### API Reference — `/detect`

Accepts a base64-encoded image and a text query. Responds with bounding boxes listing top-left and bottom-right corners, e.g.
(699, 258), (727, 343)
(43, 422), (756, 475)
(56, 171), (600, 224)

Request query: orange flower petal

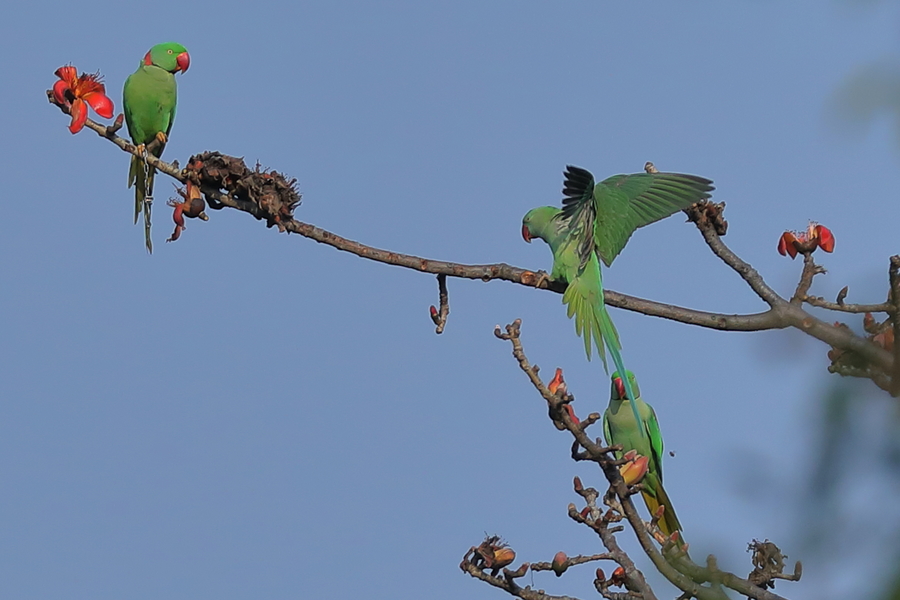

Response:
(777, 232), (798, 259)
(816, 224), (835, 253)
(68, 98), (87, 134)
(172, 203), (185, 228)
(491, 548), (516, 569)
(54, 65), (78, 86)
(620, 454), (649, 486)
(83, 91), (114, 119)
(548, 368), (564, 395)
(52, 79), (70, 105)
(72, 73), (105, 98)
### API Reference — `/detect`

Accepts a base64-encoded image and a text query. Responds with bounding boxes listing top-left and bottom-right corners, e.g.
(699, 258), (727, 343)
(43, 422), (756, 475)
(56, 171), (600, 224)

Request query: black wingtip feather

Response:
(561, 165), (594, 204)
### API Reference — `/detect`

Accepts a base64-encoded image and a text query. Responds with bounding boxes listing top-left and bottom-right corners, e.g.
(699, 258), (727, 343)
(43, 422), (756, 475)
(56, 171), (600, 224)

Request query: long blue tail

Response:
(598, 306), (645, 439)
(561, 259), (645, 438)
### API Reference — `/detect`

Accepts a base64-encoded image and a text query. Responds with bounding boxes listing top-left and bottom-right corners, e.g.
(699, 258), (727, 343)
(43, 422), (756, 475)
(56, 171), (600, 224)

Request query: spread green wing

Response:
(591, 172), (714, 267)
(560, 167), (714, 268)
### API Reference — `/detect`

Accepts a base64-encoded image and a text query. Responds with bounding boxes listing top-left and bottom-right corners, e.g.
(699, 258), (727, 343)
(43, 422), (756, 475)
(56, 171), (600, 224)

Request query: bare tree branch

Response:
(491, 320), (802, 600)
(47, 93), (896, 386)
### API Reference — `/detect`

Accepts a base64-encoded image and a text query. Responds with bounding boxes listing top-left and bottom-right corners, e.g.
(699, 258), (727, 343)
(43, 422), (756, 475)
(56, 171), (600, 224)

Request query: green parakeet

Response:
(123, 42), (190, 253)
(603, 370), (681, 537)
(522, 166), (714, 432)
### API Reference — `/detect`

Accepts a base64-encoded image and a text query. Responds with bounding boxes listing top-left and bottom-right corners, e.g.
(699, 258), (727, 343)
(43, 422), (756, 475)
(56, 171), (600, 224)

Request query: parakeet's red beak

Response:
(176, 51), (191, 73)
(521, 223), (532, 243)
(613, 376), (626, 400)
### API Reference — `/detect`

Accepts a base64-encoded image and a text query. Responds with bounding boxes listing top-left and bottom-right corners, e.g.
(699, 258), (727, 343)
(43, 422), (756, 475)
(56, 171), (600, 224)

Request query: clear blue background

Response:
(2, 1), (898, 599)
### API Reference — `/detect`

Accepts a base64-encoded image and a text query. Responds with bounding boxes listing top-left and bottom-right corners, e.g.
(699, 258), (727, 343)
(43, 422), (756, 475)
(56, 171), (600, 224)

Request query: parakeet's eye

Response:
(167, 49), (173, 54)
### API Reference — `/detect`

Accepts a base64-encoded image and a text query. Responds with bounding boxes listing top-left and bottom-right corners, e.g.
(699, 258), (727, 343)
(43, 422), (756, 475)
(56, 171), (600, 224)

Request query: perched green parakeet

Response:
(123, 42), (190, 253)
(603, 370), (681, 537)
(522, 166), (714, 432)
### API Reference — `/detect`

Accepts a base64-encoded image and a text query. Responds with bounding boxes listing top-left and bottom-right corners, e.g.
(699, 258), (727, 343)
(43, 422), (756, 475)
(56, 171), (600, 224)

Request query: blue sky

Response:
(2, 1), (899, 599)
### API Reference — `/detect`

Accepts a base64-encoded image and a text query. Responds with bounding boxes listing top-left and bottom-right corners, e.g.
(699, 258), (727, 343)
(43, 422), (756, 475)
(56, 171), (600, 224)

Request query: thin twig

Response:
(429, 274), (450, 334)
(889, 256), (900, 396)
(791, 254), (826, 304)
(803, 296), (891, 314)
(530, 553), (614, 573)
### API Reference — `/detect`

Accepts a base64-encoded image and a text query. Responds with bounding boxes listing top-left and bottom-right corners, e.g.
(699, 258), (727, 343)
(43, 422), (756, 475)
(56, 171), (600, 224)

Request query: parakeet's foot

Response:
(521, 270), (551, 289)
(135, 143), (146, 154)
(146, 132), (168, 154)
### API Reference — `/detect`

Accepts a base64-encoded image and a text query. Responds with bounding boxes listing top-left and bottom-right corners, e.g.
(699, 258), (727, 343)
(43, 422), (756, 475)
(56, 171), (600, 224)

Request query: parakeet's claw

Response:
(145, 132), (168, 154)
(521, 270), (552, 289)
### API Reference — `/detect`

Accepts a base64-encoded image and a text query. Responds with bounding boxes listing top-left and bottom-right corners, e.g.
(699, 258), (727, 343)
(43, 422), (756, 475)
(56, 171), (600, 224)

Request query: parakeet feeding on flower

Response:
(604, 370), (681, 537)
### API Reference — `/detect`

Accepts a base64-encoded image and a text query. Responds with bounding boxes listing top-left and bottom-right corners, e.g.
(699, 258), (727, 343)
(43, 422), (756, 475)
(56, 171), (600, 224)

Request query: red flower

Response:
(166, 181), (208, 242)
(610, 567), (627, 587)
(619, 449), (650, 486)
(53, 65), (115, 134)
(777, 222), (835, 259)
(547, 368), (567, 397)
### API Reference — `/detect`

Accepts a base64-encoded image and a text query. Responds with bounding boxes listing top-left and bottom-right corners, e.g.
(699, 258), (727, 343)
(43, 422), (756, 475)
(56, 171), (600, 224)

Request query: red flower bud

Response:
(552, 551), (568, 577)
(863, 312), (877, 333)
